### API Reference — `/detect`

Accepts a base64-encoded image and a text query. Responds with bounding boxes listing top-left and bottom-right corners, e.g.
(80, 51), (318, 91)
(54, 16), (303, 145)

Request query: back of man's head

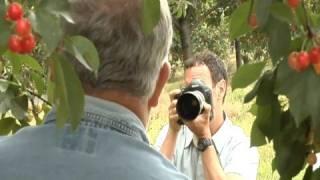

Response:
(68, 0), (173, 97)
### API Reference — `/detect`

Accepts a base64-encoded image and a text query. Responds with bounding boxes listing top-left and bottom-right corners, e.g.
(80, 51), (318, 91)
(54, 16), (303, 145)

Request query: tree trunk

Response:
(178, 17), (192, 62)
(235, 39), (242, 69)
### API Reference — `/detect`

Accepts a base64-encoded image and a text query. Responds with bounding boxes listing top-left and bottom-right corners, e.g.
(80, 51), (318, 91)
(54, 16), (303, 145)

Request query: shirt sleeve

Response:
(153, 124), (169, 151)
(223, 139), (259, 180)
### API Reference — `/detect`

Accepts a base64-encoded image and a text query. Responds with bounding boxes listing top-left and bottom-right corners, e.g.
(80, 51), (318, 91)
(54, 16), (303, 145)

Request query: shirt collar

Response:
(45, 95), (149, 143)
(183, 116), (233, 153)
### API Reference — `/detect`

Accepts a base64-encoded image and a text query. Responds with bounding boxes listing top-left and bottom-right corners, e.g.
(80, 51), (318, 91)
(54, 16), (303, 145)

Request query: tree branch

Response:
(26, 89), (52, 106)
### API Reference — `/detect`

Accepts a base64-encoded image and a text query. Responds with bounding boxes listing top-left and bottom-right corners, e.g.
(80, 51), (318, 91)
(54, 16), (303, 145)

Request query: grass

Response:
(147, 72), (306, 180)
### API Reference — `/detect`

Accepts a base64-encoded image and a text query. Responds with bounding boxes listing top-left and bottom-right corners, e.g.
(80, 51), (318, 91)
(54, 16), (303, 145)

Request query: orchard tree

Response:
(170, 0), (270, 73)
(230, 0), (320, 178)
(0, 0), (100, 134)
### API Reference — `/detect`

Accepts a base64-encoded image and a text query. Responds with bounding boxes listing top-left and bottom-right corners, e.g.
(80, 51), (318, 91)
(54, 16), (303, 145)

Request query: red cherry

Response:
(248, 14), (258, 29)
(15, 18), (31, 36)
(288, 52), (301, 72)
(8, 35), (22, 53)
(21, 34), (36, 54)
(7, 2), (24, 21)
(297, 51), (310, 71)
(287, 0), (300, 9)
(309, 47), (320, 64)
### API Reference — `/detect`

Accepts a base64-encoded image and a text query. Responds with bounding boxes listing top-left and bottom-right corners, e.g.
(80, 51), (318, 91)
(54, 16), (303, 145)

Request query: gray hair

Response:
(68, 0), (173, 97)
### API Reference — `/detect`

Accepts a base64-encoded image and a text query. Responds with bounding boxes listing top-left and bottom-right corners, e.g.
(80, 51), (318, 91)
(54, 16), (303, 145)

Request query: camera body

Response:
(175, 79), (213, 121)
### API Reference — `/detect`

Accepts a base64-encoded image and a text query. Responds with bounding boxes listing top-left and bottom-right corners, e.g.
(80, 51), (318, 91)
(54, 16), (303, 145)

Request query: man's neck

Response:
(209, 111), (225, 135)
(87, 89), (149, 127)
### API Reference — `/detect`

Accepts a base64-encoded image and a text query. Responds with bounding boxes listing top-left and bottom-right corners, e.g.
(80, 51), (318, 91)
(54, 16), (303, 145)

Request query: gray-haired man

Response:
(0, 0), (188, 179)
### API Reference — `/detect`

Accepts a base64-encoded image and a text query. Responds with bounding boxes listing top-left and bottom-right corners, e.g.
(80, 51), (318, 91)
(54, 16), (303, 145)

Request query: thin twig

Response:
(26, 89), (52, 106)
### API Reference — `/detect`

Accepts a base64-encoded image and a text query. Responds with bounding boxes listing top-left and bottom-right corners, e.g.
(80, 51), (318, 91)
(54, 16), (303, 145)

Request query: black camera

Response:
(175, 79), (213, 121)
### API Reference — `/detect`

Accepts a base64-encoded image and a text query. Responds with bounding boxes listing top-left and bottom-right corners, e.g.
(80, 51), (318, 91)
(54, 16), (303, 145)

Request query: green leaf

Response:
(249, 104), (258, 116)
(47, 80), (55, 104)
(29, 10), (63, 54)
(295, 5), (307, 26)
(0, 79), (10, 93)
(0, 92), (12, 113)
(274, 140), (306, 179)
(290, 37), (304, 52)
(255, 100), (281, 141)
(65, 36), (100, 75)
(243, 70), (273, 103)
(267, 16), (291, 64)
(232, 62), (266, 90)
(256, 71), (274, 106)
(255, 0), (272, 28)
(11, 95), (28, 120)
(229, 1), (252, 40)
(53, 54), (84, 129)
(270, 2), (293, 24)
(4, 51), (43, 75)
(303, 166), (312, 180)
(141, 0), (161, 35)
(0, 6), (11, 54)
(244, 78), (263, 103)
(39, 0), (74, 23)
(312, 168), (320, 180)
(275, 60), (320, 127)
(30, 71), (46, 95)
(0, 117), (19, 136)
(273, 114), (308, 179)
(310, 12), (320, 27)
(251, 120), (267, 147)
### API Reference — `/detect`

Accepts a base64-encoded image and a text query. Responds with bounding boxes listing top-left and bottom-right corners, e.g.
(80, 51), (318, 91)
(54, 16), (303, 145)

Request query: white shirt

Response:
(155, 118), (259, 180)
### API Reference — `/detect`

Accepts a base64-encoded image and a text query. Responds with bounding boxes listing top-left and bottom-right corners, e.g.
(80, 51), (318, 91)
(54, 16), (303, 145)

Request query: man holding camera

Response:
(156, 51), (259, 180)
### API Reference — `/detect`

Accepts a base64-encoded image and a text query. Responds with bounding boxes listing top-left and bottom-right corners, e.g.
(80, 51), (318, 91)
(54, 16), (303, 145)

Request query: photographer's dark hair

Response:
(184, 50), (228, 101)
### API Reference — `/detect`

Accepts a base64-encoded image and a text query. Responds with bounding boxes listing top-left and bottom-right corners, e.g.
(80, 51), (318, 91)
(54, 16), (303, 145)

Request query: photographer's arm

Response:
(186, 104), (244, 180)
(160, 128), (179, 160)
(201, 146), (244, 180)
(159, 89), (182, 160)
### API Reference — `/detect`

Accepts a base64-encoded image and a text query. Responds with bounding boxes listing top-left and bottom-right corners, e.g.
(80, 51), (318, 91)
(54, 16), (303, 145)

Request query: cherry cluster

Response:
(288, 47), (320, 74)
(5, 2), (36, 54)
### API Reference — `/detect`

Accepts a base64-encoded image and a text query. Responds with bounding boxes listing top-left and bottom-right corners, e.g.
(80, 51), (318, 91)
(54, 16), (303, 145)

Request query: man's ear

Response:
(148, 62), (171, 107)
(216, 79), (227, 102)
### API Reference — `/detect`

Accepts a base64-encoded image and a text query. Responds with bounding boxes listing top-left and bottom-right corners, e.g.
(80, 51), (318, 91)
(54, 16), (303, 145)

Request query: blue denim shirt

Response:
(0, 96), (188, 180)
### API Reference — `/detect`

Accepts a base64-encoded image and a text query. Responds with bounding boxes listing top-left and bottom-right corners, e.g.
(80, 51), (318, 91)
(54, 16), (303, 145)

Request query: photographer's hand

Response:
(159, 89), (182, 160)
(168, 89), (182, 133)
(184, 103), (211, 139)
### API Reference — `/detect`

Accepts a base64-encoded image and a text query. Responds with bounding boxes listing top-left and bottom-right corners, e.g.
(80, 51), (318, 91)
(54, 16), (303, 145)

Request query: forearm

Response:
(202, 146), (244, 180)
(202, 146), (226, 180)
(160, 129), (178, 160)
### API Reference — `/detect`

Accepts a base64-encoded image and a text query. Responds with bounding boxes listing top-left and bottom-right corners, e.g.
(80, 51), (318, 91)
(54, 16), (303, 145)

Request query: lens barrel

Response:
(176, 90), (205, 120)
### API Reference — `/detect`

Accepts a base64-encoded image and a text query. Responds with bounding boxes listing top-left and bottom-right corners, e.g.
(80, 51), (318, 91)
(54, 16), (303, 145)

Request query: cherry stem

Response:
(247, 0), (255, 21)
(301, 0), (314, 39)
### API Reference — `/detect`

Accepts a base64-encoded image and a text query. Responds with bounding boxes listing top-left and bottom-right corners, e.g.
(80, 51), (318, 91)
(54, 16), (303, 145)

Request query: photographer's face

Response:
(184, 64), (225, 121)
(184, 65), (213, 89)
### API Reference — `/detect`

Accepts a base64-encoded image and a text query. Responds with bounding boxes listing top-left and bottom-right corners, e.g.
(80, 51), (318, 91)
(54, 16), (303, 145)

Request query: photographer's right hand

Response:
(168, 89), (182, 133)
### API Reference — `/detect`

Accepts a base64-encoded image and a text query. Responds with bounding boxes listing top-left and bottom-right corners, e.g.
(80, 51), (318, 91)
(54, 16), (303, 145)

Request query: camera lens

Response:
(176, 91), (205, 120)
